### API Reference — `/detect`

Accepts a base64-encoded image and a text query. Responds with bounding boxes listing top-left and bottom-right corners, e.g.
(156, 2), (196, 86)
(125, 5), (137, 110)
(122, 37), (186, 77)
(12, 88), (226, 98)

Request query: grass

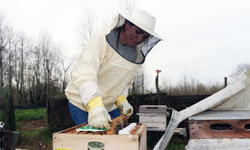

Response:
(166, 137), (187, 150)
(0, 108), (51, 149)
(15, 108), (46, 122)
(17, 127), (53, 149)
(14, 108), (51, 149)
(0, 108), (46, 122)
(147, 132), (187, 150)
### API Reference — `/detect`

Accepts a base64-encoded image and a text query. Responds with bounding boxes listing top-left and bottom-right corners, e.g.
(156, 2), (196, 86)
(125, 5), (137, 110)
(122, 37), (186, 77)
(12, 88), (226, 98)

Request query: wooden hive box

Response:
(186, 110), (250, 150)
(137, 105), (168, 131)
(189, 110), (250, 139)
(53, 123), (147, 150)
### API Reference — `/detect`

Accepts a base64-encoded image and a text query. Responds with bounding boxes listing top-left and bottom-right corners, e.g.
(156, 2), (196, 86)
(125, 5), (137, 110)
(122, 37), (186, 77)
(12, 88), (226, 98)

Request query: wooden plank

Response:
(139, 115), (166, 123)
(139, 105), (167, 113)
(137, 113), (167, 116)
(147, 128), (165, 131)
(145, 122), (166, 128)
(53, 133), (139, 150)
(189, 119), (250, 139)
(186, 138), (250, 150)
(135, 124), (146, 136)
(144, 122), (166, 131)
(138, 124), (147, 150)
(131, 125), (141, 135)
(58, 123), (84, 134)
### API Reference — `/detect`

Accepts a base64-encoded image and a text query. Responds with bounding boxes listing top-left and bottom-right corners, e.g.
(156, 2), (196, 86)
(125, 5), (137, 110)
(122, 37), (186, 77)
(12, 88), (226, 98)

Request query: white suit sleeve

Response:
(71, 33), (105, 107)
(79, 81), (101, 107)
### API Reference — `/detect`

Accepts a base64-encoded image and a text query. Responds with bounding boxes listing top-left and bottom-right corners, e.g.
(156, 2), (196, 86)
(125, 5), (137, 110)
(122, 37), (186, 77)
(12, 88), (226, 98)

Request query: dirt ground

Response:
(17, 120), (47, 131)
(16, 120), (52, 150)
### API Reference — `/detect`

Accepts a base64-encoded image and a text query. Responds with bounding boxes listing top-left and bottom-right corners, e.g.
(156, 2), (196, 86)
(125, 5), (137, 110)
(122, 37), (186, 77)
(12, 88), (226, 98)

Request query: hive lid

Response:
(139, 105), (167, 113)
(189, 110), (250, 120)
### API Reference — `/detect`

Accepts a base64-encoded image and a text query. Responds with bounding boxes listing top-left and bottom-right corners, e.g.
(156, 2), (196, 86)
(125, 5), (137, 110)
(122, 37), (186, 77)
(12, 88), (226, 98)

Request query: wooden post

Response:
(155, 70), (162, 105)
(0, 37), (4, 90)
(224, 77), (227, 87)
(46, 59), (50, 125)
(8, 65), (16, 131)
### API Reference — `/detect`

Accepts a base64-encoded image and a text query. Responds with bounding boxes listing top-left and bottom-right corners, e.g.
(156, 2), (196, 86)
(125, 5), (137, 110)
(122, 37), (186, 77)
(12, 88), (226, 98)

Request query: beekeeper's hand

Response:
(87, 97), (112, 130)
(116, 95), (133, 118)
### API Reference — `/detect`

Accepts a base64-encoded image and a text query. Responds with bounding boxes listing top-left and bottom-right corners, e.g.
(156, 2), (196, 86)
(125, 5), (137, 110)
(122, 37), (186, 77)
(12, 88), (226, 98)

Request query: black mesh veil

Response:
(141, 36), (161, 58)
(105, 15), (161, 64)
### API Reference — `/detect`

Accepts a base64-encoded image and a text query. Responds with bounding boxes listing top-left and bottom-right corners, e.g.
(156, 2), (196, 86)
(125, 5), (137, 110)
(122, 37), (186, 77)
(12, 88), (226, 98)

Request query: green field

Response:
(0, 108), (46, 122)
(15, 108), (46, 122)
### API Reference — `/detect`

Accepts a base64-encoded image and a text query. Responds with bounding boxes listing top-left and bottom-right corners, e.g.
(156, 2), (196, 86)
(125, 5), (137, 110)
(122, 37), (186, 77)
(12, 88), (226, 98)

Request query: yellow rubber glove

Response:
(116, 95), (133, 118)
(87, 97), (112, 130)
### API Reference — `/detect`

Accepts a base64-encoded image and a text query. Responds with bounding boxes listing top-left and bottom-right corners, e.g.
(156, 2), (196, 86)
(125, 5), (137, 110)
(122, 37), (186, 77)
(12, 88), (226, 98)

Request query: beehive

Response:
(137, 105), (168, 131)
(53, 123), (147, 150)
(186, 110), (250, 150)
(189, 110), (250, 139)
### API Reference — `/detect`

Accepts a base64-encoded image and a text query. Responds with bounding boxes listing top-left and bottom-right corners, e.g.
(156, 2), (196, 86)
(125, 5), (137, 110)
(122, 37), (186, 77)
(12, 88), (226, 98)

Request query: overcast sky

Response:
(1, 0), (250, 89)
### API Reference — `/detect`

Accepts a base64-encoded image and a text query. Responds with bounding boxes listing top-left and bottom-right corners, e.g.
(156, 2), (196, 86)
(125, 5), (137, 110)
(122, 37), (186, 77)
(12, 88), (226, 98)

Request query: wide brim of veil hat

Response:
(119, 9), (164, 40)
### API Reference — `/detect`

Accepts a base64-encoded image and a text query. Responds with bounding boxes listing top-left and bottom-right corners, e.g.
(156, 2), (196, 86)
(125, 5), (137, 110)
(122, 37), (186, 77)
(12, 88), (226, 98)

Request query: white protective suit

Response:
(65, 14), (161, 112)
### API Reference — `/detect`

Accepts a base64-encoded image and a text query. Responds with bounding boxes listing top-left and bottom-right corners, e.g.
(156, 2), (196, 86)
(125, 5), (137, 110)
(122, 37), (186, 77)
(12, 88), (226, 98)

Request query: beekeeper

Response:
(65, 9), (163, 130)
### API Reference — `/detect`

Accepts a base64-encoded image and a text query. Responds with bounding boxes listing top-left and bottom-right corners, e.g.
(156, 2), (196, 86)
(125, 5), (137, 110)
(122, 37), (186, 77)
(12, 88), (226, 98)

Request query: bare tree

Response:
(0, 15), (5, 90)
(32, 45), (43, 105)
(76, 0), (137, 48)
(21, 38), (35, 104)
(102, 10), (117, 30)
(16, 32), (26, 104)
(0, 10), (75, 110)
(36, 31), (59, 124)
(0, 15), (13, 89)
(230, 63), (250, 78)
(8, 54), (15, 130)
(117, 0), (137, 14)
(77, 6), (98, 48)
(162, 72), (223, 96)
(30, 31), (54, 105)
(54, 48), (76, 93)
(12, 32), (21, 91)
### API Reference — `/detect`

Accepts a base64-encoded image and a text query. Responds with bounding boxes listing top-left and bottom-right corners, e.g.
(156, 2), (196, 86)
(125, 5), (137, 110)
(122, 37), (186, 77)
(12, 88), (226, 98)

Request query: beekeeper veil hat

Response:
(106, 9), (163, 64)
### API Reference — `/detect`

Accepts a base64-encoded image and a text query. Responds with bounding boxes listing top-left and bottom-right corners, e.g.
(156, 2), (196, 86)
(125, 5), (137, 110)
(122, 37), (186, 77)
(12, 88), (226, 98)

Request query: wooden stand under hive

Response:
(186, 110), (250, 150)
(53, 115), (147, 150)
